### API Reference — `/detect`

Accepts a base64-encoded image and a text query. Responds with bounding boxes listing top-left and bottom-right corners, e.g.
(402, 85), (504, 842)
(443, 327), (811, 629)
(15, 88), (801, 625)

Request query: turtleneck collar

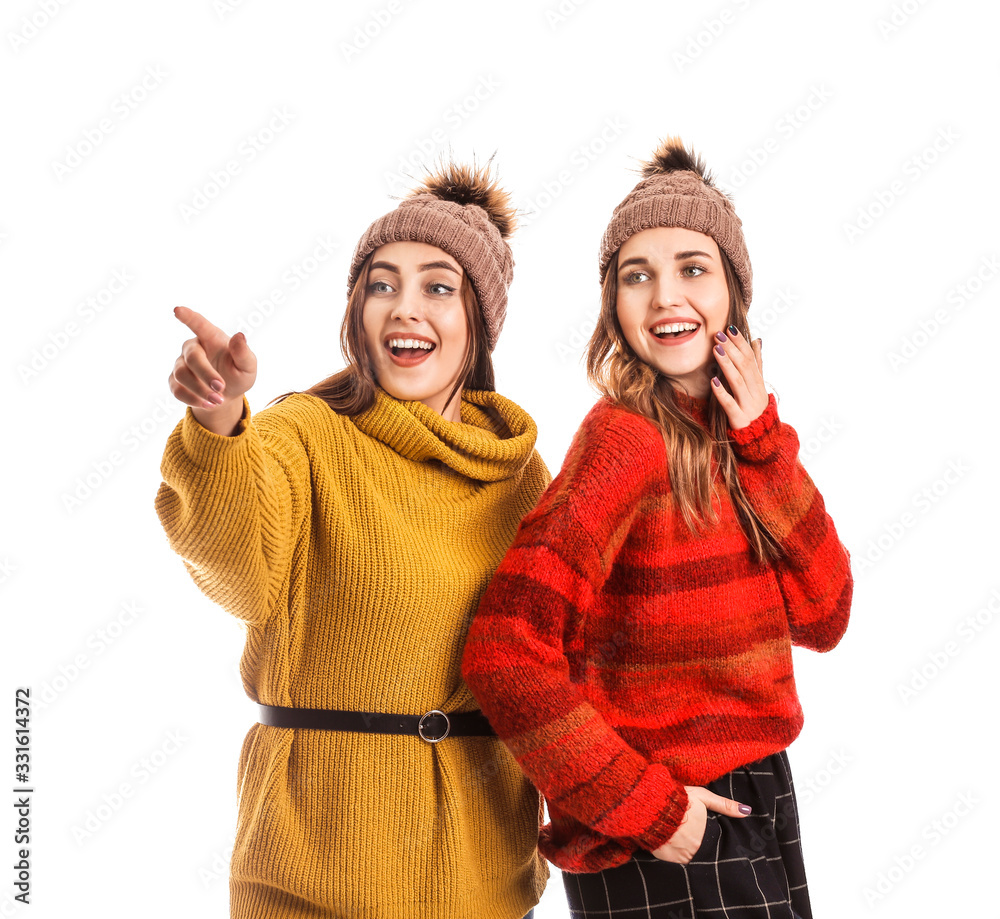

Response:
(351, 388), (538, 482)
(671, 386), (712, 427)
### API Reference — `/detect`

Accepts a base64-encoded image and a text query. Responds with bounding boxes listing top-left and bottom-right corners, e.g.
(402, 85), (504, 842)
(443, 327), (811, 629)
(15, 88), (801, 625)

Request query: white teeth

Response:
(387, 338), (434, 350)
(652, 322), (698, 335)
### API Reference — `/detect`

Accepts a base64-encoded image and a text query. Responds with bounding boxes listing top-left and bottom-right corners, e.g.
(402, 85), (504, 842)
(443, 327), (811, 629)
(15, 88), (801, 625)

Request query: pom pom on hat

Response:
(411, 160), (517, 240)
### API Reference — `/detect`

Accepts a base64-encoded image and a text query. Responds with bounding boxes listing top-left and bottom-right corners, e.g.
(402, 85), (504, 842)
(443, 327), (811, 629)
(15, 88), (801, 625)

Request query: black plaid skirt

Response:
(562, 750), (811, 919)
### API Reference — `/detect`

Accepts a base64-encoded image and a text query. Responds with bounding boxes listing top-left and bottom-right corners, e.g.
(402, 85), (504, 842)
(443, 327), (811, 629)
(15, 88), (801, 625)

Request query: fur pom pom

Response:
(408, 158), (517, 239)
(639, 136), (717, 187)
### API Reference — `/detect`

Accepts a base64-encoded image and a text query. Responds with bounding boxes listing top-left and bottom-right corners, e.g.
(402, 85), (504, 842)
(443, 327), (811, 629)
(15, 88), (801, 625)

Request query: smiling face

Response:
(361, 240), (471, 421)
(615, 226), (731, 398)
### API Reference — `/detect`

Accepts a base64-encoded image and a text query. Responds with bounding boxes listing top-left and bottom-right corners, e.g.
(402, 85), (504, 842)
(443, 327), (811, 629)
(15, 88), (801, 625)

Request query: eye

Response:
(428, 282), (457, 296)
(368, 280), (394, 294)
(682, 264), (706, 278)
(623, 270), (650, 284)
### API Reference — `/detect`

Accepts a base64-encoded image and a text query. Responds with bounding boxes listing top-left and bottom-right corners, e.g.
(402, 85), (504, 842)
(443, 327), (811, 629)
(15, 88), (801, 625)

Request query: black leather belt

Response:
(257, 704), (496, 743)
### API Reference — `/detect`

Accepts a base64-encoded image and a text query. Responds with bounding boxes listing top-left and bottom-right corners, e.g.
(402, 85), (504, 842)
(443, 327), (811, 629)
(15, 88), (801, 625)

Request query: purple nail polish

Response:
(712, 376), (721, 388)
(715, 331), (727, 342)
(714, 344), (725, 356)
(210, 380), (224, 393)
(738, 804), (752, 815)
(728, 325), (739, 336)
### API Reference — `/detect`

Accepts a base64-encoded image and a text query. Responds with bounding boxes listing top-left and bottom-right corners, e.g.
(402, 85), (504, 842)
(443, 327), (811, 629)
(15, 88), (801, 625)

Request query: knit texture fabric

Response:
(462, 393), (852, 874)
(155, 389), (550, 918)
(348, 194), (514, 351)
(598, 169), (753, 304)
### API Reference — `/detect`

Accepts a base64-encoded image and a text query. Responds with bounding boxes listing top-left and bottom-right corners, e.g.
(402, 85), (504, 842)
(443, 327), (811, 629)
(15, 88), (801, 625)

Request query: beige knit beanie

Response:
(348, 163), (516, 352)
(599, 137), (752, 305)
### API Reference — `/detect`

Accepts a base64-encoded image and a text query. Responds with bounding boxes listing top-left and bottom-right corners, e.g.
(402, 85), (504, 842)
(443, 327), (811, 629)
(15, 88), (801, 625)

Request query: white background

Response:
(2, 0), (998, 916)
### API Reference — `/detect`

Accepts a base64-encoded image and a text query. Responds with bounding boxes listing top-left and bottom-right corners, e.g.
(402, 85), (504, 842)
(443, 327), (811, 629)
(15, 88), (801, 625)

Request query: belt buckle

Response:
(418, 709), (451, 743)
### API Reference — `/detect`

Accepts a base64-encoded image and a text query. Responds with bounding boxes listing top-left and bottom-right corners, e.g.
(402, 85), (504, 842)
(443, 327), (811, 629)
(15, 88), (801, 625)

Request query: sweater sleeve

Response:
(462, 405), (690, 852)
(154, 396), (313, 628)
(729, 394), (853, 651)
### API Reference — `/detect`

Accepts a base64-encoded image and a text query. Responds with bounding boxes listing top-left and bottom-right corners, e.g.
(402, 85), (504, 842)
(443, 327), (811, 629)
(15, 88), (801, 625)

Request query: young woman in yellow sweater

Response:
(155, 164), (548, 919)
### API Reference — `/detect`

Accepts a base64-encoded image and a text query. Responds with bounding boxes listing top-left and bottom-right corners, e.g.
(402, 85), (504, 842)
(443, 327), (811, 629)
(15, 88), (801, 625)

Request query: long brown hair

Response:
(275, 251), (495, 414)
(587, 247), (781, 563)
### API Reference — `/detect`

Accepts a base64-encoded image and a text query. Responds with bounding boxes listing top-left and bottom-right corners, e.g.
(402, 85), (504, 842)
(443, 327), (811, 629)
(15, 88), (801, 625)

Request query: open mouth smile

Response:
(650, 321), (700, 345)
(384, 335), (437, 366)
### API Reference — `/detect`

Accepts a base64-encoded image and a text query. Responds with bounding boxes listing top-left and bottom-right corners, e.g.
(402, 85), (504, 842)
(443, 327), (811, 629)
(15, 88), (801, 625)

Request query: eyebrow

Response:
(369, 260), (461, 275)
(619, 250), (715, 271)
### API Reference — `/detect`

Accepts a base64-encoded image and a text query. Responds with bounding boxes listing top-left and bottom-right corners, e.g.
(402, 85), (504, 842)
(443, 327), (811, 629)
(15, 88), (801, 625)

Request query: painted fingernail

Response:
(202, 400), (217, 409)
(210, 380), (224, 392)
(715, 331), (727, 342)
(714, 344), (725, 356)
(208, 394), (224, 405)
(712, 376), (721, 388)
(728, 325), (739, 336)
(738, 804), (752, 815)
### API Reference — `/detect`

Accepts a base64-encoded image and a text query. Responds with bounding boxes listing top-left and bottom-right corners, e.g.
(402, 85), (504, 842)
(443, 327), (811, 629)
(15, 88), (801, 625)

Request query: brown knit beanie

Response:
(599, 137), (752, 305)
(347, 163), (516, 352)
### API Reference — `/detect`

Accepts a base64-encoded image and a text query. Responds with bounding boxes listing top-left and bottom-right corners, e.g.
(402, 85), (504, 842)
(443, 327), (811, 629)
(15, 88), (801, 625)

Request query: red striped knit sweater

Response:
(461, 391), (852, 874)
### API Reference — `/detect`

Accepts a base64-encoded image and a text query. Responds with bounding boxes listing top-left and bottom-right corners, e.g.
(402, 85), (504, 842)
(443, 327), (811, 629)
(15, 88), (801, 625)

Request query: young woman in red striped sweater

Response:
(462, 138), (852, 919)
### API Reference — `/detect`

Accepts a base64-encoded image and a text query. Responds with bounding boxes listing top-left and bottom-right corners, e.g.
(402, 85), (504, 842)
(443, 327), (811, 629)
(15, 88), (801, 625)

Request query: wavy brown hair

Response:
(275, 251), (495, 415)
(587, 248), (781, 563)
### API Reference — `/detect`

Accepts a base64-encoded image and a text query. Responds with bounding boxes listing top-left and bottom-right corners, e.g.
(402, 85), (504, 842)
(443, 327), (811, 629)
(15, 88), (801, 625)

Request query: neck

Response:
(671, 368), (712, 401)
(421, 387), (464, 422)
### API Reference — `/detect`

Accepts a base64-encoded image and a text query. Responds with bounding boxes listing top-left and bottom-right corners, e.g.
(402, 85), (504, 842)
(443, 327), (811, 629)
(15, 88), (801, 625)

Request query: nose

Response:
(390, 280), (424, 321)
(652, 275), (685, 310)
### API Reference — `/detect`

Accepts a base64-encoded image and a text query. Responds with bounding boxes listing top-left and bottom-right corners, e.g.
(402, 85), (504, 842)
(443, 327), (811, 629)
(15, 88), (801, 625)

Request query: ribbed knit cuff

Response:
(728, 394), (783, 463)
(176, 397), (252, 470)
(631, 780), (690, 852)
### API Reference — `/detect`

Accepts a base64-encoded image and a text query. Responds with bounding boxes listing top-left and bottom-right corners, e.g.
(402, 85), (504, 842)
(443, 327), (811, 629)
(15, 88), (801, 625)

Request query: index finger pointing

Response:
(173, 306), (222, 340)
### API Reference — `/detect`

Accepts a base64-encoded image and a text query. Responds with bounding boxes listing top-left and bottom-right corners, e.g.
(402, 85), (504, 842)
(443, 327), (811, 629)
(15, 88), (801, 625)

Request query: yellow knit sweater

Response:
(155, 388), (551, 918)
